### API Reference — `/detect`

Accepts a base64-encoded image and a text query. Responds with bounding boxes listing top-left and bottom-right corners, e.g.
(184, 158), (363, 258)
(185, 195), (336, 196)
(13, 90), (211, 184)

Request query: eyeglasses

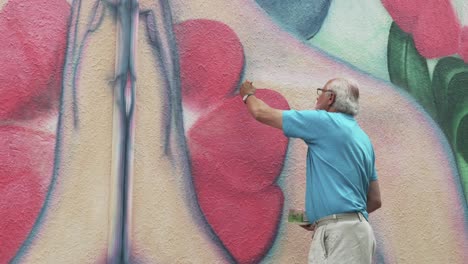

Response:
(316, 88), (334, 96)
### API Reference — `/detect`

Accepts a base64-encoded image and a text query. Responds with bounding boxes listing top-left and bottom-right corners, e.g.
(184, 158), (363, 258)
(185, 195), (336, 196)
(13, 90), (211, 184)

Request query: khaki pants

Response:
(308, 213), (376, 264)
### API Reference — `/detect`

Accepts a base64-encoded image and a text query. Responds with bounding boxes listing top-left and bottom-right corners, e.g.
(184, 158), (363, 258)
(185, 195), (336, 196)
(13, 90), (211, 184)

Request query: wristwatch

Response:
(242, 93), (254, 104)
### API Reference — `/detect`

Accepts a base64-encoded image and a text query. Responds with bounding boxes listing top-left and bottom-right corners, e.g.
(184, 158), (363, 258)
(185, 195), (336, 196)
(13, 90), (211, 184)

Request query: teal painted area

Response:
(308, 0), (392, 79)
(432, 57), (468, 204)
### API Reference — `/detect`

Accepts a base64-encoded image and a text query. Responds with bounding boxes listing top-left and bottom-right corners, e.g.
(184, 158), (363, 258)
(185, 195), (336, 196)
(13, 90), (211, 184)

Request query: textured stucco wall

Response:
(1, 0), (467, 263)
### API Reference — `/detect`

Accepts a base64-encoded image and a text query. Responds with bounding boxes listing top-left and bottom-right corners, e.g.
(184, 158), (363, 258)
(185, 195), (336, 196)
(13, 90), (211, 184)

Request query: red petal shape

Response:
(188, 89), (289, 263)
(382, 0), (425, 32)
(0, 0), (70, 120)
(411, 1), (460, 58)
(0, 126), (55, 263)
(175, 19), (244, 111)
(382, 0), (460, 58)
(460, 27), (468, 62)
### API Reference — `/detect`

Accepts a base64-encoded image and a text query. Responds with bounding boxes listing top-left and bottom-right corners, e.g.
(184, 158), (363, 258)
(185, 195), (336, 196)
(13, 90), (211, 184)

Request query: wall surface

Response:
(0, 0), (467, 263)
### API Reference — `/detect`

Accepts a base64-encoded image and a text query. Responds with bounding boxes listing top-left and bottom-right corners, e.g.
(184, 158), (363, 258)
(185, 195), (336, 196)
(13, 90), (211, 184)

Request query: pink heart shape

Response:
(188, 92), (288, 263)
(176, 20), (289, 263)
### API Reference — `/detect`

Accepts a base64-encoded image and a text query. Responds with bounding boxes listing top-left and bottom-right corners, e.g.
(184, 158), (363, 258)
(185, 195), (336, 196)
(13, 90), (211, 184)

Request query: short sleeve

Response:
(370, 149), (378, 181)
(370, 167), (378, 181)
(282, 110), (327, 141)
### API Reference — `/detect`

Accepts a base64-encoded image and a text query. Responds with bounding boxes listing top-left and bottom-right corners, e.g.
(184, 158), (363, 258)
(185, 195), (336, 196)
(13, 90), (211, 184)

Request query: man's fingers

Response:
(300, 224), (316, 231)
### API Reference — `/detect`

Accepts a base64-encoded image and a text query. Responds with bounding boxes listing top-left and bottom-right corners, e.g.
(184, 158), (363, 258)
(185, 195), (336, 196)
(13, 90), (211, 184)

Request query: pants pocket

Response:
(320, 225), (328, 259)
(308, 226), (328, 263)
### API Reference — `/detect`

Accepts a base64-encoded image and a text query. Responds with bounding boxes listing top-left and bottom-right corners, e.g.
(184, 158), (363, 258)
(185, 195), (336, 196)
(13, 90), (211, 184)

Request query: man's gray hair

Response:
(327, 78), (360, 116)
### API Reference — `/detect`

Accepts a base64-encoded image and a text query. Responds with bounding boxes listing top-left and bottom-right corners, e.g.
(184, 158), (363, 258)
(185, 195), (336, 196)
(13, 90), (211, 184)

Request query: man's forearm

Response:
(246, 95), (269, 120)
(245, 95), (283, 129)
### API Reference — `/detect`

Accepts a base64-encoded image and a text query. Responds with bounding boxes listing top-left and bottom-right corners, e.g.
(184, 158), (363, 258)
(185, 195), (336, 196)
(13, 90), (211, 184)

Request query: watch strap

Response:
(242, 93), (254, 104)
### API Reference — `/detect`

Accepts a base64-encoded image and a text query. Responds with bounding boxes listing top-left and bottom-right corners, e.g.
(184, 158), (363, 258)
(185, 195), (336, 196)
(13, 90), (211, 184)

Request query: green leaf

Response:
(387, 22), (436, 118)
(432, 57), (468, 203)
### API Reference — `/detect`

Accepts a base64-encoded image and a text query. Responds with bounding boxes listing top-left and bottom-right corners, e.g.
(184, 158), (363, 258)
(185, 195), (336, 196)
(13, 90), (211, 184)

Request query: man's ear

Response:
(328, 93), (335, 105)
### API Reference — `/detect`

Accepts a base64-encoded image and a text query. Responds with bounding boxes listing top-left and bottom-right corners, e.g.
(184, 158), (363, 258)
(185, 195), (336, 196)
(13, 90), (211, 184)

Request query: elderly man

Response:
(240, 78), (381, 264)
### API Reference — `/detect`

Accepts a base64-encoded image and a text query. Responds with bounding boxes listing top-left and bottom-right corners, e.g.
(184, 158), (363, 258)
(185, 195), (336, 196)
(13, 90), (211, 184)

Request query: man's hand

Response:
(300, 224), (316, 232)
(240, 80), (256, 97)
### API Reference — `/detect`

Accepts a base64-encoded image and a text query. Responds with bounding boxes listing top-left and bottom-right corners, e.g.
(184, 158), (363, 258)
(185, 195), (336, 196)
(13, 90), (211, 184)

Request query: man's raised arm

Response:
(240, 81), (283, 129)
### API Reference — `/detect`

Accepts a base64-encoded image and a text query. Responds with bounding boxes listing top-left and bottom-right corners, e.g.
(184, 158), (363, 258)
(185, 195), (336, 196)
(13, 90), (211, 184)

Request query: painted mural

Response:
(0, 0), (467, 263)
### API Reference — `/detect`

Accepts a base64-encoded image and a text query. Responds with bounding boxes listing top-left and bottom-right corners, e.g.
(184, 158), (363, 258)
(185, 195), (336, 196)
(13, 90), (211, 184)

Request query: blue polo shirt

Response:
(282, 110), (377, 223)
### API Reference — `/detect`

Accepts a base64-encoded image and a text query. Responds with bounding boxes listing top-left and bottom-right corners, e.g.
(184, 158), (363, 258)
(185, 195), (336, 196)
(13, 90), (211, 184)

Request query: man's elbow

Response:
(369, 199), (382, 212)
(366, 195), (382, 213)
(374, 199), (382, 209)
